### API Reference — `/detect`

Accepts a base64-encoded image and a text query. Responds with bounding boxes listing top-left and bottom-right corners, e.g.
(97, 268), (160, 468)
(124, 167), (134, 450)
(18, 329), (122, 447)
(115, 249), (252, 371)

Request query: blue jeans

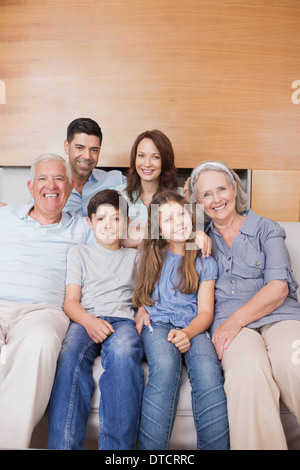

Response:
(139, 322), (229, 450)
(47, 317), (144, 450)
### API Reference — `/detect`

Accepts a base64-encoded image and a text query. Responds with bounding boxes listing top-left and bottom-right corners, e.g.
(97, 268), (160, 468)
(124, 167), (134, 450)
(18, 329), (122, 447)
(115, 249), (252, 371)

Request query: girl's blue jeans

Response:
(139, 322), (229, 450)
(47, 317), (144, 450)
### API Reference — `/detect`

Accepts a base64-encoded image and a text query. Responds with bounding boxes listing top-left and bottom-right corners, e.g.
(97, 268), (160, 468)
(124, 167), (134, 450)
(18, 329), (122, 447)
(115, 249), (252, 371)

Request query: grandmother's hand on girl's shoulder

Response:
(195, 231), (212, 258)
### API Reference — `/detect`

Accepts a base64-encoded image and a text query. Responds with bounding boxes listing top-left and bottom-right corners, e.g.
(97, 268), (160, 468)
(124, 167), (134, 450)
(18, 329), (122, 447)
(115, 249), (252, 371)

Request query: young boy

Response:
(48, 190), (144, 450)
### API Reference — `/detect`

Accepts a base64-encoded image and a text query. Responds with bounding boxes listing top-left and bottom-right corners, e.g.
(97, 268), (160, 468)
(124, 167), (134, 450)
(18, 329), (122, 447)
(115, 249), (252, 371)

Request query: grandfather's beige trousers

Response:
(221, 320), (300, 450)
(0, 301), (69, 449)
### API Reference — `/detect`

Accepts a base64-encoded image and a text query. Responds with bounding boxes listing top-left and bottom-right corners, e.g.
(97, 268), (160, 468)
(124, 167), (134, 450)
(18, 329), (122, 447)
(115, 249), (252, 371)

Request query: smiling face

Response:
(65, 133), (101, 180)
(27, 159), (73, 224)
(88, 204), (125, 250)
(159, 201), (193, 251)
(135, 138), (162, 184)
(195, 170), (237, 224)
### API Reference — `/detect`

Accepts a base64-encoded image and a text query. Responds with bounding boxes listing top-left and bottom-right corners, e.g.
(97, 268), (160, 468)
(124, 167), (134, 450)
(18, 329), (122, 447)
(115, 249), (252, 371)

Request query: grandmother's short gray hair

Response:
(189, 160), (248, 214)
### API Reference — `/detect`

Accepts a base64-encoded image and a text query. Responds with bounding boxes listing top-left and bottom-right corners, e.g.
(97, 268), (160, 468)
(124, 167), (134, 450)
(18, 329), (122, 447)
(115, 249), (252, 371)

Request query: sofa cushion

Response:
(279, 222), (300, 296)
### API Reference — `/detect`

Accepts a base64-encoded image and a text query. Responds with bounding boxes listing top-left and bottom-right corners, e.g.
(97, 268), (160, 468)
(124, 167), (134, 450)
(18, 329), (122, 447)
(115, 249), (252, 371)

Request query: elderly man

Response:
(27, 118), (126, 216)
(0, 154), (94, 449)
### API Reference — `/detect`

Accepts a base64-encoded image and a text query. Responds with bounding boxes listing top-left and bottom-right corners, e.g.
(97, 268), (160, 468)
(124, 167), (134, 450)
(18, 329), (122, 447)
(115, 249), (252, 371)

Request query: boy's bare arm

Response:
(64, 284), (115, 343)
(83, 315), (115, 343)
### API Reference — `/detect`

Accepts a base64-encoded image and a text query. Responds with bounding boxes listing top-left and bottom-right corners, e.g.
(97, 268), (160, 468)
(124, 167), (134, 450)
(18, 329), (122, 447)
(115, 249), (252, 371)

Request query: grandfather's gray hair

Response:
(189, 160), (248, 214)
(30, 153), (73, 184)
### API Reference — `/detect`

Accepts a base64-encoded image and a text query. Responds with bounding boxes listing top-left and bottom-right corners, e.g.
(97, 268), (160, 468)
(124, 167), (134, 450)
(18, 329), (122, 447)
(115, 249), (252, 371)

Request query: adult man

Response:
(0, 154), (94, 449)
(63, 117), (126, 216)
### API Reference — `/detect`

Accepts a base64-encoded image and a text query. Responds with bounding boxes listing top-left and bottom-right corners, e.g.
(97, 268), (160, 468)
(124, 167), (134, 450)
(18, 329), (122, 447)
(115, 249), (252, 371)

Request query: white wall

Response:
(0, 167), (31, 205)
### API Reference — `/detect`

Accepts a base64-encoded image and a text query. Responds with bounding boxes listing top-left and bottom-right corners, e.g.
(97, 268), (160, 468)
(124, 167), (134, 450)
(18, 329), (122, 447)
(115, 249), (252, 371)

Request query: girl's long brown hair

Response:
(126, 130), (178, 203)
(132, 190), (202, 307)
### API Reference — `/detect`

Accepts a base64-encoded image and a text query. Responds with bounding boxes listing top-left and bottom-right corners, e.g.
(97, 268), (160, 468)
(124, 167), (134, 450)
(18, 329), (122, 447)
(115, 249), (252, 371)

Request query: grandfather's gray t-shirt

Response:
(66, 243), (138, 320)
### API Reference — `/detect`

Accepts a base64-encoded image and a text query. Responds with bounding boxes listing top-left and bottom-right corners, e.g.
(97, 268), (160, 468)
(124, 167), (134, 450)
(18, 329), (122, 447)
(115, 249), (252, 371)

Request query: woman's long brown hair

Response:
(132, 190), (202, 307)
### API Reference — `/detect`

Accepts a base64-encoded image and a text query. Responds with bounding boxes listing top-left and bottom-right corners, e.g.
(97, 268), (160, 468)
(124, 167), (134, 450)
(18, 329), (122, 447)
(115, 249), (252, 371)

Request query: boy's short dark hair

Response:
(87, 189), (128, 220)
(67, 117), (103, 145)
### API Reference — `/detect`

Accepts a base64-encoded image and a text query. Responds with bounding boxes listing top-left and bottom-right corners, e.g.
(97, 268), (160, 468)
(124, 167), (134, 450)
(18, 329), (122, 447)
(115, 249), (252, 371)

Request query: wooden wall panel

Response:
(0, 0), (300, 169)
(252, 170), (300, 221)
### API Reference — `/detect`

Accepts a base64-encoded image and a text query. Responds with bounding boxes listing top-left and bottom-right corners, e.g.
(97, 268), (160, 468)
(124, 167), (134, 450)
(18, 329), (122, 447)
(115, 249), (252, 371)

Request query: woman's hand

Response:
(195, 231), (212, 258)
(168, 329), (191, 353)
(212, 280), (289, 360)
(212, 316), (242, 360)
(135, 306), (150, 335)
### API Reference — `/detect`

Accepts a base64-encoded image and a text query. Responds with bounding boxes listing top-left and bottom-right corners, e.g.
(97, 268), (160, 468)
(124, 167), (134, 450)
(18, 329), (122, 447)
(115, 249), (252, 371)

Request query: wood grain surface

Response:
(0, 1), (299, 180)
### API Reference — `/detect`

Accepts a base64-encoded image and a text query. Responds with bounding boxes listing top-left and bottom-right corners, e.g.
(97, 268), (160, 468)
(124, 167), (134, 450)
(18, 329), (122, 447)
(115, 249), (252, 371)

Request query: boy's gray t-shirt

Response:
(66, 243), (138, 320)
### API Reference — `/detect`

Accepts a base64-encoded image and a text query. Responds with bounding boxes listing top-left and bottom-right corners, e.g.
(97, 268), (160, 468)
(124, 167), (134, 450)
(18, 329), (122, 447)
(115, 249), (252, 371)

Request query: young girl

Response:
(133, 190), (229, 450)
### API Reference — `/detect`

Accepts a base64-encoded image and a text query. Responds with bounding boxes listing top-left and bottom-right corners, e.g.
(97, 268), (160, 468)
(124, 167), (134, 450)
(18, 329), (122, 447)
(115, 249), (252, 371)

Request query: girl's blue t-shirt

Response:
(145, 249), (218, 328)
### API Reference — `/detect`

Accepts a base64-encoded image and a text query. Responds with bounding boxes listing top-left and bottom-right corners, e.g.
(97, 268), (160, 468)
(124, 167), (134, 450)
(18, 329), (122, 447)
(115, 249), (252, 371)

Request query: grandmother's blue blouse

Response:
(205, 209), (300, 334)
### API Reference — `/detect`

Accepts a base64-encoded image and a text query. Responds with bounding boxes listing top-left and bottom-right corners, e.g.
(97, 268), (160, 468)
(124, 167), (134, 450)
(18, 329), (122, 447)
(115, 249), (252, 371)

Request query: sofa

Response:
(30, 221), (300, 450)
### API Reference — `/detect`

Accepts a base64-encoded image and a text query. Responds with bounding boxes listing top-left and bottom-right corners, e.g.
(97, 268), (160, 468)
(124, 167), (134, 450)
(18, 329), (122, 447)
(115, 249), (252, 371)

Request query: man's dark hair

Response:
(87, 189), (128, 220)
(67, 118), (103, 145)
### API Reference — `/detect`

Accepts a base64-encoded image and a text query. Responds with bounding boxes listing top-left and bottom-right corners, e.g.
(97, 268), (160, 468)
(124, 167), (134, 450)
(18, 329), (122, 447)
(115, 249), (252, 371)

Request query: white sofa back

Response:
(279, 222), (300, 296)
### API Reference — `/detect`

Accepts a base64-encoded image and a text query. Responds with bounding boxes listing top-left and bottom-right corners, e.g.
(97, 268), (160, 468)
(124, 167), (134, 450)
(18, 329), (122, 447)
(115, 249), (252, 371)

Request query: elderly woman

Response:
(189, 160), (300, 450)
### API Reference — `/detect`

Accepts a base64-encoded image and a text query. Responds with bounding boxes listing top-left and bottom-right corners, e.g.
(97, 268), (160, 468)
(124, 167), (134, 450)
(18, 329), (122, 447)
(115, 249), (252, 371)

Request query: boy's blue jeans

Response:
(47, 317), (144, 450)
(139, 322), (229, 450)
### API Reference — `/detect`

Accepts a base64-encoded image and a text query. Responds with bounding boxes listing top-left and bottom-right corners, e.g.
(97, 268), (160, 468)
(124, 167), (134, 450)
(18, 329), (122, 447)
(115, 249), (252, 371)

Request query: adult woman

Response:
(117, 130), (210, 254)
(117, 129), (182, 230)
(189, 160), (300, 450)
